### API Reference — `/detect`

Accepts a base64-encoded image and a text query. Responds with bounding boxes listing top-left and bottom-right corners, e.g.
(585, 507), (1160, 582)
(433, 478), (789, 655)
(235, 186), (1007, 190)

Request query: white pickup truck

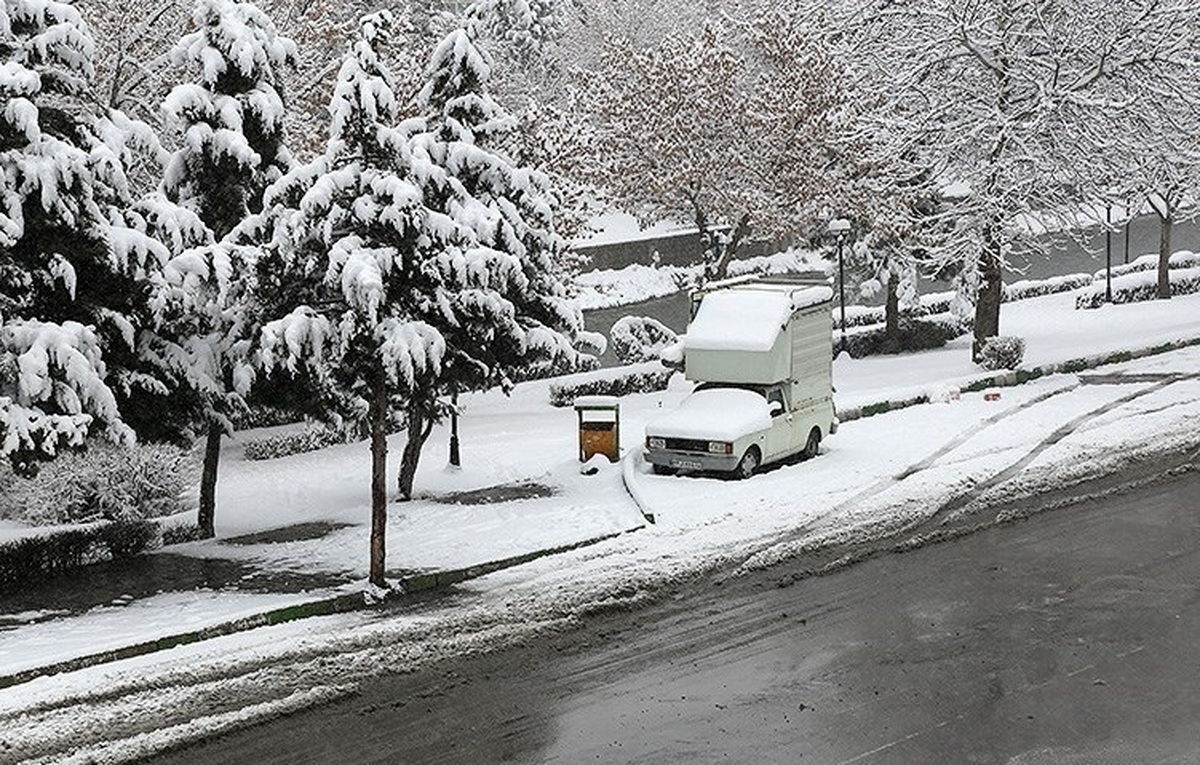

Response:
(644, 276), (836, 478)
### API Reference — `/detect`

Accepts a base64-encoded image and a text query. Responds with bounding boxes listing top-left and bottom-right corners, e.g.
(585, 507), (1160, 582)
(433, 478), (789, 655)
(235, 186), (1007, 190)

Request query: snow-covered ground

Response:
(2, 290), (1199, 764)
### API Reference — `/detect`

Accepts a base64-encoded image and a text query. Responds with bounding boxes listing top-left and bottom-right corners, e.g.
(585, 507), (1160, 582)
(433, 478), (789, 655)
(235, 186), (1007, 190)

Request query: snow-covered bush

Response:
(1004, 273), (1092, 301)
(0, 519), (158, 588)
(242, 425), (345, 461)
(839, 316), (966, 358)
(1075, 267), (1200, 309)
(977, 336), (1026, 371)
(549, 368), (676, 407)
(0, 443), (187, 525)
(609, 316), (678, 364)
(1091, 251), (1200, 282)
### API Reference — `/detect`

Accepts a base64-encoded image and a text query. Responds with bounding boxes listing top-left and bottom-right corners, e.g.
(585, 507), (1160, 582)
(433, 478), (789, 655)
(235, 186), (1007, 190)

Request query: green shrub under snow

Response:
(838, 316), (967, 358)
(610, 316), (678, 364)
(549, 365), (676, 407)
(0, 520), (159, 590)
(243, 425), (347, 461)
(0, 442), (187, 526)
(1076, 266), (1200, 309)
(978, 336), (1026, 371)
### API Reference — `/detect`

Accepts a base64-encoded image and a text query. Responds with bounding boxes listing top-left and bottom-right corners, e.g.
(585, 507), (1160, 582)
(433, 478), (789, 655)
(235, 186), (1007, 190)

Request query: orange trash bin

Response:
(574, 396), (621, 462)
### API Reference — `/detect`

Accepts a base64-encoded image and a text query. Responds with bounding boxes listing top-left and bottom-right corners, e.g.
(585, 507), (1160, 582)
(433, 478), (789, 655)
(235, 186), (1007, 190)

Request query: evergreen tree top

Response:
(0, 0), (95, 96)
(171, 0), (296, 94)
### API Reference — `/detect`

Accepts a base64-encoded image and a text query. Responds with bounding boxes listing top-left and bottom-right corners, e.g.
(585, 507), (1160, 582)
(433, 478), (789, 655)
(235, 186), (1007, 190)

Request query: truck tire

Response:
(802, 428), (821, 460)
(735, 446), (761, 479)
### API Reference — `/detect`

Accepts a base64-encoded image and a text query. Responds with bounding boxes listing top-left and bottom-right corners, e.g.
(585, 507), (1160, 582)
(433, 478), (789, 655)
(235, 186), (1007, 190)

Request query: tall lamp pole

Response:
(1105, 203), (1113, 304)
(828, 218), (852, 350)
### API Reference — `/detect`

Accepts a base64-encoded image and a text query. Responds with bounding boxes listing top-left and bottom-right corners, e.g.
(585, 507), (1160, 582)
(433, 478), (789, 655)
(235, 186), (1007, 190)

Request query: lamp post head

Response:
(827, 218), (851, 242)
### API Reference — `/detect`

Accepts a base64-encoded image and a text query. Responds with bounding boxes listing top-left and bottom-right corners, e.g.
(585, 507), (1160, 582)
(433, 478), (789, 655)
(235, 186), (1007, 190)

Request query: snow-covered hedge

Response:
(838, 315), (967, 359)
(1091, 251), (1200, 282)
(0, 443), (187, 525)
(833, 273), (1092, 332)
(0, 520), (158, 589)
(234, 405), (304, 431)
(1075, 266), (1200, 309)
(549, 367), (676, 407)
(609, 316), (678, 364)
(1004, 273), (1092, 301)
(834, 293), (955, 331)
(243, 425), (346, 461)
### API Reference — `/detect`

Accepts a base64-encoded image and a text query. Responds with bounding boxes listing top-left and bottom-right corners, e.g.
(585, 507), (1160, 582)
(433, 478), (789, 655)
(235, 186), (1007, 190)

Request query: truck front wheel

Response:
(735, 446), (761, 479)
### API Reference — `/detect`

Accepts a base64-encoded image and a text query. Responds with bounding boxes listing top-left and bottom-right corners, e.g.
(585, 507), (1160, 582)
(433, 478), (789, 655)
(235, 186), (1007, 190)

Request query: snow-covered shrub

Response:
(549, 368), (676, 407)
(233, 405), (303, 431)
(1091, 251), (1200, 282)
(0, 520), (159, 588)
(832, 273), (1094, 333)
(609, 316), (678, 364)
(0, 443), (187, 525)
(162, 522), (205, 546)
(978, 336), (1026, 371)
(242, 425), (346, 461)
(1004, 273), (1092, 301)
(838, 316), (966, 358)
(1076, 267), (1200, 309)
(575, 330), (609, 358)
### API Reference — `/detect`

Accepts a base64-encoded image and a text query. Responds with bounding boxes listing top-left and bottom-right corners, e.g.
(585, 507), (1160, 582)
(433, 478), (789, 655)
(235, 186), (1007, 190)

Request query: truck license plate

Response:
(671, 459), (702, 470)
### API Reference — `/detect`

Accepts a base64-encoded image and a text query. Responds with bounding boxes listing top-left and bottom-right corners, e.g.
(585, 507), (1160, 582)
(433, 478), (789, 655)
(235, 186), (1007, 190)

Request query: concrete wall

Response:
(574, 230), (774, 272)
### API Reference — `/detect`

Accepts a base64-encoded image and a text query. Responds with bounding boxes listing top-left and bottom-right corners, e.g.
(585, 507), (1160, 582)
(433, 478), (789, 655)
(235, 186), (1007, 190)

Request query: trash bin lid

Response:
(573, 395), (620, 410)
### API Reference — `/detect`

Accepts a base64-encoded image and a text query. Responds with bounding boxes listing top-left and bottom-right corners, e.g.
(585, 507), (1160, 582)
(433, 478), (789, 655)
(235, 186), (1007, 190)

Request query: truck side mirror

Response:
(769, 400), (784, 416)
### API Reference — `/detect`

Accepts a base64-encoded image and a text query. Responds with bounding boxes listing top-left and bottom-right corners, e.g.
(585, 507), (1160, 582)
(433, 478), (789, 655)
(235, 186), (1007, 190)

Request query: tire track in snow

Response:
(739, 375), (1196, 578)
(733, 381), (1081, 574)
(912, 376), (1183, 532)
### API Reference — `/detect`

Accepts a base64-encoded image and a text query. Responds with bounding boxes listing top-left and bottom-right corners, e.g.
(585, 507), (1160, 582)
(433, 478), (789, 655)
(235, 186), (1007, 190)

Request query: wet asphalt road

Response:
(152, 467), (1200, 765)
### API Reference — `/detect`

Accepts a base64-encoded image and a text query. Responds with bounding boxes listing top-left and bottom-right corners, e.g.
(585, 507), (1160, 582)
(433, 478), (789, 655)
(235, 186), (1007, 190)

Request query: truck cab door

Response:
(765, 386), (791, 460)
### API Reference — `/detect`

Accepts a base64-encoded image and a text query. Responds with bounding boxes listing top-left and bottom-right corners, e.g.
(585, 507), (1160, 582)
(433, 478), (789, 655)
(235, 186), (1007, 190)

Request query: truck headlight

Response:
(708, 441), (732, 454)
(647, 437), (666, 450)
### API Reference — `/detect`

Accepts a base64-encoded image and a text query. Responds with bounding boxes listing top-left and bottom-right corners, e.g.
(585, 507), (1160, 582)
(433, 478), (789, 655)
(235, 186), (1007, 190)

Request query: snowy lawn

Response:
(1, 294), (1199, 764)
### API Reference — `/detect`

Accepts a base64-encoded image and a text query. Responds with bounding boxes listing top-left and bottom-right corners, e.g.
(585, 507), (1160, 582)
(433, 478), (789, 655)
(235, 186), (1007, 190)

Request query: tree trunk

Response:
(396, 402), (436, 502)
(884, 271), (901, 348)
(1158, 211), (1173, 300)
(972, 232), (1004, 363)
(707, 214), (752, 282)
(369, 383), (389, 589)
(197, 423), (222, 539)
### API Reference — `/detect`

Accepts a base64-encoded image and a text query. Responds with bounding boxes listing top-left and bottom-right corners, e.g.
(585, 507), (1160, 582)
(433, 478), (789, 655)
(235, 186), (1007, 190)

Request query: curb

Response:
(621, 449), (656, 525)
(0, 526), (643, 691)
(836, 335), (1200, 423)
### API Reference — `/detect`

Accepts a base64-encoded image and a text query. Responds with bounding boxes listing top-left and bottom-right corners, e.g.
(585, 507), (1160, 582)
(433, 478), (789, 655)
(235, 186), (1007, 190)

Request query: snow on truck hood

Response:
(645, 388), (772, 441)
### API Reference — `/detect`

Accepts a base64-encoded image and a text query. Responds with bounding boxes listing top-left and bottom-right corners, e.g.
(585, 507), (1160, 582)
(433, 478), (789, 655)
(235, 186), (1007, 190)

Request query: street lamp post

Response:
(827, 218), (852, 350)
(1105, 203), (1113, 304)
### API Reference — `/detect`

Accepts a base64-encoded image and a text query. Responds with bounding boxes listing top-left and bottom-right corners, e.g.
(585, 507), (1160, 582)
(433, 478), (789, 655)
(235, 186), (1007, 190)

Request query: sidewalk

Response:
(2, 290), (1199, 689)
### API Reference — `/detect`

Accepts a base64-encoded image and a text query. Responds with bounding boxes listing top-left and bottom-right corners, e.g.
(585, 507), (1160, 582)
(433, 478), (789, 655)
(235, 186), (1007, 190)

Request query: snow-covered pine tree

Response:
(255, 13), (585, 587)
(151, 0), (296, 538)
(254, 11), (459, 588)
(0, 0), (169, 473)
(408, 25), (583, 487)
